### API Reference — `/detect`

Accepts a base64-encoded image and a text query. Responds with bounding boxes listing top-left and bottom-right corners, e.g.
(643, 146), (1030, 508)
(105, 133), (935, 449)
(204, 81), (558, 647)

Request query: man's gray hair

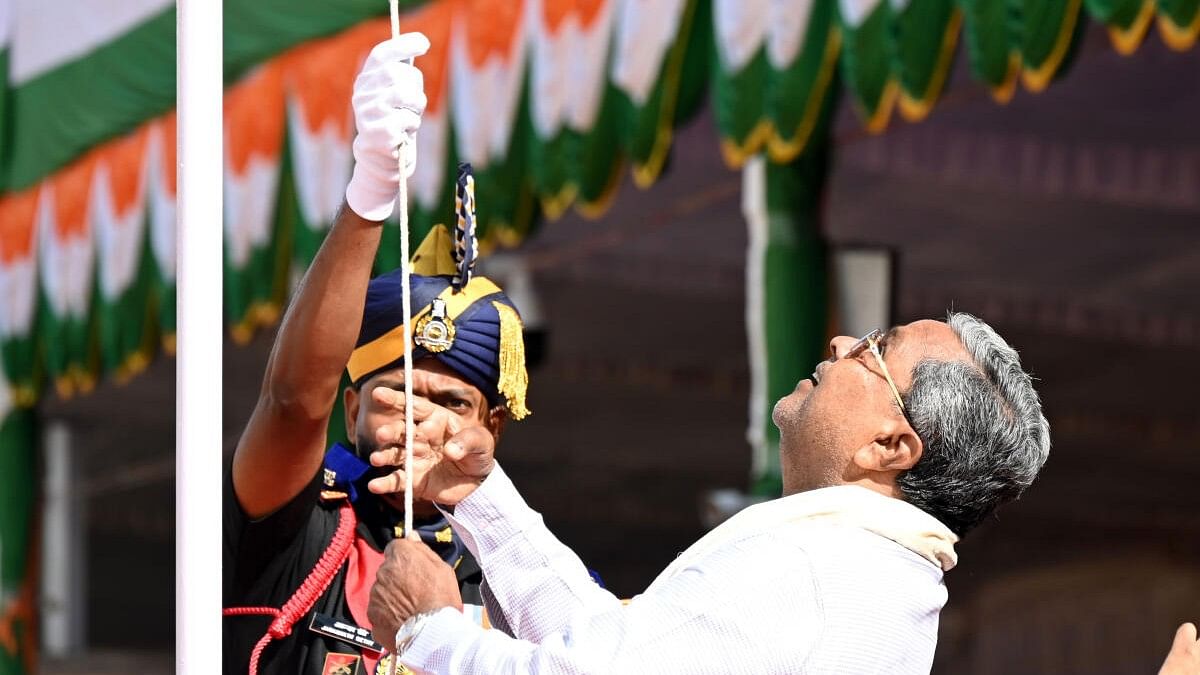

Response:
(898, 312), (1051, 536)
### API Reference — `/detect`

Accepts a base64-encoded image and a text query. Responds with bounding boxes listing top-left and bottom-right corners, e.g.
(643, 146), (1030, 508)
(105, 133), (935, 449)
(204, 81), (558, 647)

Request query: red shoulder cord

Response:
(224, 501), (357, 675)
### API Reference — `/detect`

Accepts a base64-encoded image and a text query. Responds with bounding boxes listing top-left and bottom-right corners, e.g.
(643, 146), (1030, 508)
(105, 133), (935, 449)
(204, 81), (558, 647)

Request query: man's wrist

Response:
(394, 609), (440, 655)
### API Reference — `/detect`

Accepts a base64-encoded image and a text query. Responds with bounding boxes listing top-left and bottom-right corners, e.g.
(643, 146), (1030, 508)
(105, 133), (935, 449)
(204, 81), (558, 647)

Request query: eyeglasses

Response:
(844, 328), (906, 414)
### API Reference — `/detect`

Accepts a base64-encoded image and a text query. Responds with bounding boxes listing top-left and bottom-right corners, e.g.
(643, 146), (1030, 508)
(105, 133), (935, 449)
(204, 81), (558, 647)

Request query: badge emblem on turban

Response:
(413, 298), (456, 353)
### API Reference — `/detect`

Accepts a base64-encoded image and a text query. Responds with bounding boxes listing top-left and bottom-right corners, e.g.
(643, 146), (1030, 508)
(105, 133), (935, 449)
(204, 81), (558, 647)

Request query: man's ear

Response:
(853, 419), (923, 474)
(344, 385), (361, 444)
(485, 405), (508, 444)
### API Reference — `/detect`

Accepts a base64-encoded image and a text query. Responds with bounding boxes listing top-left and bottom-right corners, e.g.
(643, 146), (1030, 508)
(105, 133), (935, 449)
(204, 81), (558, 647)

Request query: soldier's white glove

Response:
(345, 33), (430, 222)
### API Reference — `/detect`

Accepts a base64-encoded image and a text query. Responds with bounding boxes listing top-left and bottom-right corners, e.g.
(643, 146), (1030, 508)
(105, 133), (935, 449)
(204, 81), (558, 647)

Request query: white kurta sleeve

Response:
(440, 463), (622, 642)
(410, 479), (823, 675)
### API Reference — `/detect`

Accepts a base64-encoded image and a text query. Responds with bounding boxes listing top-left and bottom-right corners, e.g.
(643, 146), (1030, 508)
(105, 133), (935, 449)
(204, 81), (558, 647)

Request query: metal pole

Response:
(176, 0), (223, 671)
(40, 421), (85, 658)
(744, 153), (831, 497)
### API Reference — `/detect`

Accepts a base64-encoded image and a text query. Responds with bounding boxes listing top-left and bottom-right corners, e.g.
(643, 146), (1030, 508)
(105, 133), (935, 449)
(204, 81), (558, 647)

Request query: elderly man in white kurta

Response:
(366, 315), (1051, 674)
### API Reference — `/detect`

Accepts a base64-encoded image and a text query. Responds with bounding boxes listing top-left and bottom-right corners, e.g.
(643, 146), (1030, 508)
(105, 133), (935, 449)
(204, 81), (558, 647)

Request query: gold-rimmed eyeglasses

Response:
(844, 328), (906, 414)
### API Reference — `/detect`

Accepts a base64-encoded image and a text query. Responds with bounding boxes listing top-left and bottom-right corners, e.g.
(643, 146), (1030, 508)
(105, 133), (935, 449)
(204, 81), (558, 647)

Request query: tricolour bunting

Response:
(224, 64), (287, 343)
(765, 0), (841, 161)
(526, 0), (622, 218)
(37, 156), (98, 398)
(0, 189), (38, 405)
(4, 0), (174, 191)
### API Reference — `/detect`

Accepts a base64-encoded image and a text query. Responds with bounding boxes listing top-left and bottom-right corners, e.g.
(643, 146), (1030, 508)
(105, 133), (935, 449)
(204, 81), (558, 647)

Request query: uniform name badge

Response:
(309, 613), (386, 657)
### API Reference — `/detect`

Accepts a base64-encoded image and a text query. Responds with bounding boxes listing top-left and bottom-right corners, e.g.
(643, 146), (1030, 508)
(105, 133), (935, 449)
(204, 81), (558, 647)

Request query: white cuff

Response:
(398, 607), (479, 671)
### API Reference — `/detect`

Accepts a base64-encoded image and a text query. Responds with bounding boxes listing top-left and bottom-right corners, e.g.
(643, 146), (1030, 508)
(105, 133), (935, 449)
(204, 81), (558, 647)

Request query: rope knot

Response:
(268, 617), (292, 639)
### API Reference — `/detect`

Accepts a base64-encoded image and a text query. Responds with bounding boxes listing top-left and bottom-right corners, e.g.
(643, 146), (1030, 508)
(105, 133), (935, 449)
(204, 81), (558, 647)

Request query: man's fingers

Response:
(445, 412), (463, 438)
(444, 426), (493, 461)
(389, 537), (456, 566)
(388, 32), (432, 62)
(1175, 622), (1198, 648)
(369, 439), (439, 471)
(375, 422), (400, 446)
(371, 388), (437, 418)
(371, 385), (400, 409)
(375, 421), (436, 447)
(382, 65), (426, 115)
(368, 33), (431, 66)
(383, 537), (422, 559)
(366, 455), (436, 496)
(442, 440), (464, 462)
(368, 470), (407, 495)
(368, 446), (401, 468)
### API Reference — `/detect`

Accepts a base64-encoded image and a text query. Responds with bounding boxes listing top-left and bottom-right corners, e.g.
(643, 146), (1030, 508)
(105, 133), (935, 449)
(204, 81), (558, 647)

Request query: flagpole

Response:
(177, 0), (223, 672)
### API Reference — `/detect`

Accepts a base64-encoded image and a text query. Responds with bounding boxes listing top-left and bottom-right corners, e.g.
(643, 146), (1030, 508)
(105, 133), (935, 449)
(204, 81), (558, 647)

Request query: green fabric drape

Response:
(569, 82), (624, 215)
(621, 0), (711, 188)
(712, 39), (771, 167)
(2, 9), (176, 192)
(1016, 0), (1085, 92)
(959, 0), (1020, 99)
(0, 408), (37, 675)
(225, 148), (289, 344)
(224, 0), (425, 83)
(838, 0), (897, 132)
(765, 0), (840, 162)
(0, 46), (9, 167)
(890, 0), (960, 120)
(1157, 0), (1200, 49)
(469, 72), (538, 247)
(96, 218), (162, 382)
(37, 280), (98, 400)
(0, 334), (38, 411)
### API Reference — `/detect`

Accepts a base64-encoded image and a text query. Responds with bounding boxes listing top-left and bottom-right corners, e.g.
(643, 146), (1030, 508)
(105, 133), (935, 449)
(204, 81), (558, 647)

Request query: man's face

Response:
(345, 357), (500, 509)
(772, 319), (973, 495)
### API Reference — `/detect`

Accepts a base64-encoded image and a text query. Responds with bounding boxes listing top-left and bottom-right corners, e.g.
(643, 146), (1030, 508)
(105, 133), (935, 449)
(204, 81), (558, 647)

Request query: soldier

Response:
(223, 32), (528, 675)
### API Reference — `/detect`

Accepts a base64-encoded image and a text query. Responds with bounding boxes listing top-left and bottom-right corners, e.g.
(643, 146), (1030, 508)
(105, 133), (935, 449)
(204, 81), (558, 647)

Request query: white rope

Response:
(387, 0), (418, 546)
(388, 0), (418, 546)
(398, 168), (416, 546)
(389, 2), (419, 673)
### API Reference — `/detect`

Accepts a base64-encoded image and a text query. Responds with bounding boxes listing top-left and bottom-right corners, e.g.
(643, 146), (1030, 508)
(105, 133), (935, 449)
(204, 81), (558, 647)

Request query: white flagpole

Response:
(177, 0), (223, 672)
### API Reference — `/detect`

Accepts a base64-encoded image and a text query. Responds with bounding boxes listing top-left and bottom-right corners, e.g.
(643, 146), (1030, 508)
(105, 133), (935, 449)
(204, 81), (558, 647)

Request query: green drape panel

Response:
(838, 1), (896, 132)
(3, 9), (176, 191)
(224, 0), (426, 83)
(0, 408), (38, 675)
(620, 0), (711, 187)
(765, 0), (839, 162)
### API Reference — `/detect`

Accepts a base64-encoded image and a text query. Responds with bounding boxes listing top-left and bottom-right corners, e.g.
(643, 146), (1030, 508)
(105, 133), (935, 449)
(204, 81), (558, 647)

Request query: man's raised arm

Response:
(368, 519), (821, 674)
(367, 435), (624, 643)
(231, 33), (430, 519)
